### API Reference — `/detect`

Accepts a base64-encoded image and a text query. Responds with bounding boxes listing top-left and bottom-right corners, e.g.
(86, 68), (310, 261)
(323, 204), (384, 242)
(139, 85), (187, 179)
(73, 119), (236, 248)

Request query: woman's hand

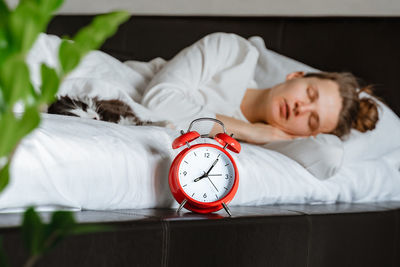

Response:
(246, 123), (298, 144)
(210, 114), (299, 145)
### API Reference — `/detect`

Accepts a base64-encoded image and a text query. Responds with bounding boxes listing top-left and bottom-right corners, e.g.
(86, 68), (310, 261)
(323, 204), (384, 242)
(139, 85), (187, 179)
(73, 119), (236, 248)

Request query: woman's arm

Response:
(141, 32), (259, 134)
(210, 114), (295, 144)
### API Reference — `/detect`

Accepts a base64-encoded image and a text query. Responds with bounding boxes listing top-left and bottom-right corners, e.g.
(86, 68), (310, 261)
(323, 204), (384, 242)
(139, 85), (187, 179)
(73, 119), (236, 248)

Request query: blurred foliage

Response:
(22, 207), (112, 267)
(0, 0), (129, 266)
(0, 0), (129, 192)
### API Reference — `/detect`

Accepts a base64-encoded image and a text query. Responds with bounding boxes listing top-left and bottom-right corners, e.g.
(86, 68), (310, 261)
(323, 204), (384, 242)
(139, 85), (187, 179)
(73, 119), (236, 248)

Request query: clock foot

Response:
(177, 198), (188, 213)
(222, 202), (232, 216)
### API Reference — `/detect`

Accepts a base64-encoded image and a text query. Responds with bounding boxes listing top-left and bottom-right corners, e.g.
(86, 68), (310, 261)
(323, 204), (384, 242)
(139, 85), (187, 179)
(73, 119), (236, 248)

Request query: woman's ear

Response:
(286, 71), (305, 81)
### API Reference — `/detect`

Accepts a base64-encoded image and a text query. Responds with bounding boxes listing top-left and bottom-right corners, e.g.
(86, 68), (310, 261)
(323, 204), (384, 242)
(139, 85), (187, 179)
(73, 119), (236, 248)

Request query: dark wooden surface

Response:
(1, 202), (399, 267)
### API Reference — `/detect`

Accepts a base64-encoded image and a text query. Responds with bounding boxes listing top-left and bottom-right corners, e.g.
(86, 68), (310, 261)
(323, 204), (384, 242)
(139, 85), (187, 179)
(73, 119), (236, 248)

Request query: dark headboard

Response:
(47, 16), (400, 116)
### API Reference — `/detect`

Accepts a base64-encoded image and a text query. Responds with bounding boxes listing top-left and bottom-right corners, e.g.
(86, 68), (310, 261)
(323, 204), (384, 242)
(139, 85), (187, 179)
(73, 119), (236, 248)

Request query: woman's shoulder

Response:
(201, 32), (259, 58)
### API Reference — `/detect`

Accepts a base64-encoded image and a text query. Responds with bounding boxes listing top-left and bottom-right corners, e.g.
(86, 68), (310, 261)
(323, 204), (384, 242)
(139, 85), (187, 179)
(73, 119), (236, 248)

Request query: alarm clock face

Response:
(178, 145), (236, 203)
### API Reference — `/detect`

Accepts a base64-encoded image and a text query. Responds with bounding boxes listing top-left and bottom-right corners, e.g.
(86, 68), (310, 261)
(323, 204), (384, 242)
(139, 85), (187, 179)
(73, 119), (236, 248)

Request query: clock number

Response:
(225, 174), (229, 179)
(204, 153), (210, 158)
(203, 193), (207, 198)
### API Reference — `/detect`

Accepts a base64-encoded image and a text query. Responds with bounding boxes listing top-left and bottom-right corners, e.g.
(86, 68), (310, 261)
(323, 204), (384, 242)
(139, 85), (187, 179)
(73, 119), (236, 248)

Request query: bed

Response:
(1, 15), (400, 267)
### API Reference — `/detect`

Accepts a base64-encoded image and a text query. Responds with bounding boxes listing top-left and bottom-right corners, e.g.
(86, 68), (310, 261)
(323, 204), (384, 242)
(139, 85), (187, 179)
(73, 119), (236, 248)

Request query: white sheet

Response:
(1, 113), (399, 213)
(1, 33), (399, 212)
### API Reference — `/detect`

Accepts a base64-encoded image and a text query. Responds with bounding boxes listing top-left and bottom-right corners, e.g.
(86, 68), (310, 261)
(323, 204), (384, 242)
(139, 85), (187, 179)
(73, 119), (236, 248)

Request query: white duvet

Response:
(1, 113), (399, 213)
(1, 33), (400, 212)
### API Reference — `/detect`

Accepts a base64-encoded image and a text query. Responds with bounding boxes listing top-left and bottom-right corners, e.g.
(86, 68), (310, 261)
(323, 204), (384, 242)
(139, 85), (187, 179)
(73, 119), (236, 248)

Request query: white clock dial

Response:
(178, 146), (236, 203)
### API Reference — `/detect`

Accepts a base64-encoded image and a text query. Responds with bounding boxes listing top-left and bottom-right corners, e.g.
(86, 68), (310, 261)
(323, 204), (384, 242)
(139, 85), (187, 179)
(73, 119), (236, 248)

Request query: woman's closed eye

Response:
(309, 113), (320, 132)
(307, 86), (319, 102)
(307, 86), (320, 131)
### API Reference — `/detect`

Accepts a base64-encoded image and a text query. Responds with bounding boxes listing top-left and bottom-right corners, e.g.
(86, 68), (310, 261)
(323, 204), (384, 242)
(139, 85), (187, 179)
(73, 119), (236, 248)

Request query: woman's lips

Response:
(285, 99), (290, 120)
(280, 99), (289, 120)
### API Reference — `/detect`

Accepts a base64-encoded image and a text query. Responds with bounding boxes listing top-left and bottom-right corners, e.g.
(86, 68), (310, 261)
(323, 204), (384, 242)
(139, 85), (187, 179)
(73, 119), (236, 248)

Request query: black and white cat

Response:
(48, 96), (164, 126)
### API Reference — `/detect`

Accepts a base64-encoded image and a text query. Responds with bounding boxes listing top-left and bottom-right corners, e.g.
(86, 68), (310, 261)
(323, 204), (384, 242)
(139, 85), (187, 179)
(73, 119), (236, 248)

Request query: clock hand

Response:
(195, 156), (220, 182)
(194, 172), (207, 182)
(194, 173), (222, 182)
(207, 176), (219, 192)
(205, 156), (219, 176)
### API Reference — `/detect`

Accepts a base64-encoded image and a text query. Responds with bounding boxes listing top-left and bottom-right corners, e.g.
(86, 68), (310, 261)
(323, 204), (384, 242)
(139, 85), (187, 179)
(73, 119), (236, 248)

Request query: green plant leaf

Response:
(59, 11), (130, 75)
(0, 161), (9, 195)
(38, 211), (111, 254)
(48, 212), (114, 236)
(36, 0), (63, 14)
(0, 112), (18, 157)
(22, 207), (45, 255)
(0, 0), (9, 27)
(40, 63), (59, 104)
(58, 39), (83, 75)
(8, 2), (44, 53)
(0, 236), (9, 267)
(48, 211), (76, 233)
(0, 107), (40, 157)
(0, 28), (8, 50)
(73, 11), (130, 52)
(40, 211), (76, 252)
(9, 0), (63, 53)
(15, 105), (41, 140)
(0, 54), (32, 106)
(8, 0), (62, 54)
(0, 29), (11, 68)
(0, 83), (5, 113)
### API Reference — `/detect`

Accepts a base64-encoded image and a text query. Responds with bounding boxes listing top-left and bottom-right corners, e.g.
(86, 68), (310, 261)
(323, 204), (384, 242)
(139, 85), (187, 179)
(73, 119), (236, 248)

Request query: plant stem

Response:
(22, 231), (60, 267)
(23, 254), (40, 267)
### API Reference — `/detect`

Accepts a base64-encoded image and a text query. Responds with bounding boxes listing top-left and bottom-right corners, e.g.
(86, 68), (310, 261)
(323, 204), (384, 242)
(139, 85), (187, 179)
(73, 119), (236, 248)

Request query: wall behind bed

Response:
(8, 0), (400, 16)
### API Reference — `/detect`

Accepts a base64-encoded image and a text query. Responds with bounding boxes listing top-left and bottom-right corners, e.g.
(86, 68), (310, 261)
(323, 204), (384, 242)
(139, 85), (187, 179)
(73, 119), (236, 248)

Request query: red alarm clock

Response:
(169, 118), (241, 216)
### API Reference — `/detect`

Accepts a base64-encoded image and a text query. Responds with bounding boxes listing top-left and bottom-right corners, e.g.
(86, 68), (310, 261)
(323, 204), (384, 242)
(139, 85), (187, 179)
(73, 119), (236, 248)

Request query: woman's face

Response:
(265, 72), (342, 137)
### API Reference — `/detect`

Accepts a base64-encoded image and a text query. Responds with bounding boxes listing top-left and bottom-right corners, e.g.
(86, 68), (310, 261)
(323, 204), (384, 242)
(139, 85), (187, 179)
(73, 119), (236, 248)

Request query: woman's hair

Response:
(303, 72), (379, 138)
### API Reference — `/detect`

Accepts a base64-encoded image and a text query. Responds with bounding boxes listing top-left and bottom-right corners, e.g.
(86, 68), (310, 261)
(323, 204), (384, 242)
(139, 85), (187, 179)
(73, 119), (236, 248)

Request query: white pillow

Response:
(248, 36), (400, 179)
(263, 134), (343, 179)
(341, 93), (400, 162)
(249, 36), (319, 89)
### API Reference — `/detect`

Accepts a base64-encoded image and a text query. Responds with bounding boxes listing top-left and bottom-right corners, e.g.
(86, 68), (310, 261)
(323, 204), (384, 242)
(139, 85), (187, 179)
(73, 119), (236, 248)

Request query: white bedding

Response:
(1, 113), (399, 213)
(1, 33), (400, 212)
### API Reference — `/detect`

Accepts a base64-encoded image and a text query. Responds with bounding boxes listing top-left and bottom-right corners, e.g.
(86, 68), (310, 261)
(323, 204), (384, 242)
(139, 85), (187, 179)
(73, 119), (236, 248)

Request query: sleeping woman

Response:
(139, 32), (379, 143)
(49, 32), (379, 143)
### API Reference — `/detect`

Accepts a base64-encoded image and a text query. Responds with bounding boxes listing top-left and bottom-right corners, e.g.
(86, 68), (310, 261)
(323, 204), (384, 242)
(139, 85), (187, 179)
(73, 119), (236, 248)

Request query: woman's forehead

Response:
(315, 79), (342, 133)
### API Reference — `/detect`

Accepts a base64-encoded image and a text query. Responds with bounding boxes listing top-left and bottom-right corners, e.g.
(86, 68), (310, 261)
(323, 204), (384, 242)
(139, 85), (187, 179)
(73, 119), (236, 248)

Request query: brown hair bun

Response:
(352, 96), (379, 132)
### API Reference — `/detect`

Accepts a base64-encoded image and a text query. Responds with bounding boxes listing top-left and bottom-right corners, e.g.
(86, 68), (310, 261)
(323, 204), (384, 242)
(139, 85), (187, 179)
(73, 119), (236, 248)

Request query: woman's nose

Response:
(293, 101), (314, 116)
